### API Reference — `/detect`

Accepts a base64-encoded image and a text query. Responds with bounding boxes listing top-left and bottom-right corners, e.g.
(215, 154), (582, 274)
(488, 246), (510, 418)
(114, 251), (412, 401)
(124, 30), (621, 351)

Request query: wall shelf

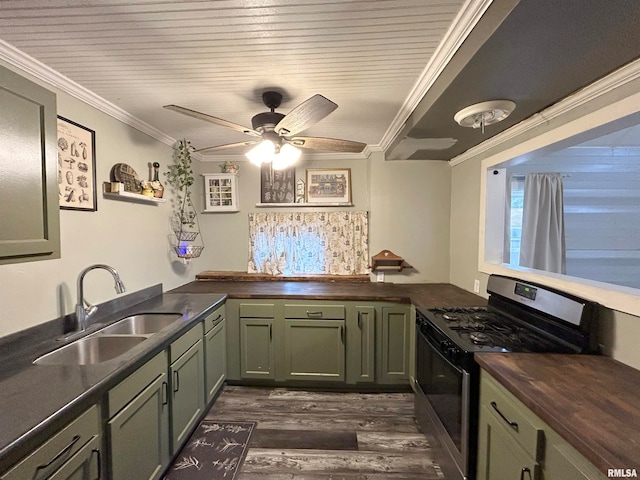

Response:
(255, 202), (354, 208)
(369, 250), (412, 272)
(102, 182), (166, 204)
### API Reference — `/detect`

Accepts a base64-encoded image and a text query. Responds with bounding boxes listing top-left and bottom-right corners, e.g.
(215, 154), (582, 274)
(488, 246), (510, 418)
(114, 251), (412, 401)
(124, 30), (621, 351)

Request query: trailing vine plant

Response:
(165, 139), (203, 261)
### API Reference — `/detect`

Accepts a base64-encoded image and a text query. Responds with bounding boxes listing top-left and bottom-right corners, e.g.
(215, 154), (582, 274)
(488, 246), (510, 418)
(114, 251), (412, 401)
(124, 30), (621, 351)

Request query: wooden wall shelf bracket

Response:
(369, 250), (413, 272)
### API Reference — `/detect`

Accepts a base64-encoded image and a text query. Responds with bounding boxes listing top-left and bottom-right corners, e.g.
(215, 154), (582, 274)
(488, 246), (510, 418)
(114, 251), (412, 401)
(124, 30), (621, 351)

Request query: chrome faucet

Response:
(75, 264), (126, 332)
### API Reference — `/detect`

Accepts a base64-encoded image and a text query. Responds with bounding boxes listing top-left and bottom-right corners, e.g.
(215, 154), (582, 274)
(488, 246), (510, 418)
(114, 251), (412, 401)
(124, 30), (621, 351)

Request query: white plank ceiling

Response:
(0, 0), (470, 161)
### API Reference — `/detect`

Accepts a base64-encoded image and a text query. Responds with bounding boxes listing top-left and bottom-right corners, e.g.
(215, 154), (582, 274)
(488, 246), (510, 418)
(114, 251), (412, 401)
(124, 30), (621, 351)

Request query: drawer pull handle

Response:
(92, 448), (102, 480)
(306, 311), (323, 317)
(36, 434), (81, 472)
(490, 401), (519, 431)
(520, 467), (532, 480)
(214, 314), (222, 322)
(173, 370), (180, 392)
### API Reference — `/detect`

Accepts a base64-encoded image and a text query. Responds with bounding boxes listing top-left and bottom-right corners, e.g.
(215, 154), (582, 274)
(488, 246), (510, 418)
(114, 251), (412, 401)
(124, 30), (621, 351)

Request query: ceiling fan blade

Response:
(275, 94), (338, 136)
(195, 141), (258, 154)
(288, 136), (366, 153)
(164, 104), (261, 137)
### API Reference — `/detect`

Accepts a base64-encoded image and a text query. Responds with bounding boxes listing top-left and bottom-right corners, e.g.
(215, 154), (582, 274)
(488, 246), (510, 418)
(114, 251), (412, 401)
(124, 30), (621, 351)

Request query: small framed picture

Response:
(305, 168), (352, 204)
(57, 116), (97, 211)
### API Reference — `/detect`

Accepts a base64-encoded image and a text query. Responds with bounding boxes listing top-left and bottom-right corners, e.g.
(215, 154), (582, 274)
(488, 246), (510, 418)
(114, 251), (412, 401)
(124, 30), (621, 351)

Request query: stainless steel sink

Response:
(97, 313), (182, 336)
(34, 335), (148, 365)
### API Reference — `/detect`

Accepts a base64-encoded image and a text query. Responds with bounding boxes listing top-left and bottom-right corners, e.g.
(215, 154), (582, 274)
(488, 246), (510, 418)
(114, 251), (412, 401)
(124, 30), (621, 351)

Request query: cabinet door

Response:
(283, 319), (345, 381)
(240, 318), (275, 379)
(347, 306), (375, 383)
(170, 338), (205, 452)
(378, 306), (411, 384)
(47, 435), (100, 480)
(0, 65), (60, 265)
(205, 318), (227, 403)
(477, 405), (540, 480)
(108, 373), (170, 480)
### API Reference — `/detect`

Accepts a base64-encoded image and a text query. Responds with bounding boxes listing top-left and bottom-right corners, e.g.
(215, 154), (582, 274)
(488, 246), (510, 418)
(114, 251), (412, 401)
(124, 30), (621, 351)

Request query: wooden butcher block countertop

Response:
(170, 271), (487, 309)
(475, 353), (640, 475)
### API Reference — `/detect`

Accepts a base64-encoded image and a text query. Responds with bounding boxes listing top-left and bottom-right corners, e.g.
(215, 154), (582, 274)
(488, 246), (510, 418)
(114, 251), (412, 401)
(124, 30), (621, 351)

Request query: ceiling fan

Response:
(164, 91), (367, 157)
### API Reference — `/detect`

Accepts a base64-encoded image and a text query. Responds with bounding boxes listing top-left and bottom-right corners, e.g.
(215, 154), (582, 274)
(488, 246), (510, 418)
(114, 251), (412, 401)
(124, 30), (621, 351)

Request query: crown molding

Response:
(378, 0), (494, 151)
(449, 57), (640, 166)
(0, 39), (177, 148)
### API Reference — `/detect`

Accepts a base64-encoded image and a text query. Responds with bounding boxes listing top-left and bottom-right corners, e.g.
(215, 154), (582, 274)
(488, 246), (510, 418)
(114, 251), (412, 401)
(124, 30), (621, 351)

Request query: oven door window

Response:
(417, 331), (463, 453)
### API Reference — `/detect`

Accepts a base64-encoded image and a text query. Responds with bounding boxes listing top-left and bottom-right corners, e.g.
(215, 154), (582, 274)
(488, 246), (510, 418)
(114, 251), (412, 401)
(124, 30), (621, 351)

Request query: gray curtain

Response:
(519, 173), (566, 274)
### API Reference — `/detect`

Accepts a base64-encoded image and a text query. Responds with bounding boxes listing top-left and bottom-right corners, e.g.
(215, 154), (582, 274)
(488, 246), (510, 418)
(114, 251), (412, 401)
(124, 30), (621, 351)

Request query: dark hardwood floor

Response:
(197, 385), (446, 479)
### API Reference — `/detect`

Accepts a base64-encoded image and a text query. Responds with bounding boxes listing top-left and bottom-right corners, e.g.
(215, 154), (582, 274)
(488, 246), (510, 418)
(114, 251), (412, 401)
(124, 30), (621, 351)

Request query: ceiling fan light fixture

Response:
(246, 140), (276, 166)
(454, 100), (516, 133)
(272, 144), (301, 170)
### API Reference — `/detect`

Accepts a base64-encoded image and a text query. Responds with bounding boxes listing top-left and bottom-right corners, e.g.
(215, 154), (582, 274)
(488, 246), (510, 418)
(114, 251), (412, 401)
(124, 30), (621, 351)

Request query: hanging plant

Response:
(165, 139), (203, 260)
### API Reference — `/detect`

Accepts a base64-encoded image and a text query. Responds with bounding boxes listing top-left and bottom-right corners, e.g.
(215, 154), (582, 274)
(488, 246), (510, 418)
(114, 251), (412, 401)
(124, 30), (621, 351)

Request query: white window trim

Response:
(474, 58), (640, 317)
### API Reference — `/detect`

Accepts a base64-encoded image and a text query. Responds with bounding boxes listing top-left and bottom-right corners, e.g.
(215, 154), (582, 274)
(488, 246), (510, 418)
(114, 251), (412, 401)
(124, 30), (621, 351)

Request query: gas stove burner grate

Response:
(469, 332), (492, 345)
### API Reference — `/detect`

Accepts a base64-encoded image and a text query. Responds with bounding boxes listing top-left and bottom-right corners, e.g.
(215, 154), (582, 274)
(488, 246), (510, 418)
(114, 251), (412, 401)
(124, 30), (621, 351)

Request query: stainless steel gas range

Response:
(414, 274), (599, 480)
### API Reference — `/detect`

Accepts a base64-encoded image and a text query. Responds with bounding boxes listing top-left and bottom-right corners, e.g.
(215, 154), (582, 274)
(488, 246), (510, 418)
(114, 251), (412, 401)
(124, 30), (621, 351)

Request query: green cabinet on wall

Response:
(0, 64), (60, 265)
(169, 323), (205, 453)
(107, 352), (170, 480)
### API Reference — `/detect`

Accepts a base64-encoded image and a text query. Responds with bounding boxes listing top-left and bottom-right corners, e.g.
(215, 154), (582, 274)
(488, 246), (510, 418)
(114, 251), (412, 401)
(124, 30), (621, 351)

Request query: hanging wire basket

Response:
(174, 245), (204, 259)
(173, 230), (199, 242)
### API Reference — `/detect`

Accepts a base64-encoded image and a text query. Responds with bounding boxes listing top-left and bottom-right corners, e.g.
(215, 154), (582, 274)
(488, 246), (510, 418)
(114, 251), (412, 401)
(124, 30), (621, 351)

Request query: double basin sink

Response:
(34, 313), (182, 366)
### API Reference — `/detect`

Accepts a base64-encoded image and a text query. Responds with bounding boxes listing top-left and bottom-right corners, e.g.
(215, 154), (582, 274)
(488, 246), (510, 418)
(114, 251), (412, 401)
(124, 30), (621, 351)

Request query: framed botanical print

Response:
(305, 168), (352, 204)
(57, 116), (97, 211)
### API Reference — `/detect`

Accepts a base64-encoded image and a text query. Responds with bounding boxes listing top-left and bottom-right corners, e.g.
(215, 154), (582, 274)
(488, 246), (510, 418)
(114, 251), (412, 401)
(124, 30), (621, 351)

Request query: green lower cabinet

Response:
(477, 405), (541, 480)
(346, 306), (375, 384)
(377, 305), (411, 384)
(108, 373), (170, 480)
(240, 318), (275, 379)
(283, 319), (346, 381)
(205, 318), (227, 403)
(47, 435), (101, 480)
(170, 338), (205, 452)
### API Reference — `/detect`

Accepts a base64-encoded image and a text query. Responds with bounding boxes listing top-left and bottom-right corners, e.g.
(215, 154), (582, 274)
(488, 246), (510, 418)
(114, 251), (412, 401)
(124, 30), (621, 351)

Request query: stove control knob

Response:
(446, 347), (459, 361)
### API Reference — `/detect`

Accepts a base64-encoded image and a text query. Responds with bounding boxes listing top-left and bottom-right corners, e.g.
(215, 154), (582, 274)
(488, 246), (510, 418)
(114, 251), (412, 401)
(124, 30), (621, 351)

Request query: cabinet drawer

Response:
(108, 350), (167, 417)
(239, 303), (274, 318)
(284, 304), (345, 319)
(480, 372), (544, 460)
(2, 406), (100, 480)
(204, 304), (225, 333)
(170, 322), (204, 362)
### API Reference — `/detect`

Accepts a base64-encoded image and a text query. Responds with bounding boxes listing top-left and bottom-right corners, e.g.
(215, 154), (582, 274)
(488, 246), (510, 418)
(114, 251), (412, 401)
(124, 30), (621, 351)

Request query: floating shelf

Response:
(102, 182), (166, 204)
(369, 250), (413, 272)
(255, 202), (354, 208)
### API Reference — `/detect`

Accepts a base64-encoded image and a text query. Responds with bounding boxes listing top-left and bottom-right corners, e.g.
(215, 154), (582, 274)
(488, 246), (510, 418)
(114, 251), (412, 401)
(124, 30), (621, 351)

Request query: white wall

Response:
(0, 61), (203, 338)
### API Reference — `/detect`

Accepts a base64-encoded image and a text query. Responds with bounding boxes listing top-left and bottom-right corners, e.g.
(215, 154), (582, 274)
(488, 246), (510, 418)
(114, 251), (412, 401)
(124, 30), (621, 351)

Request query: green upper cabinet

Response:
(0, 65), (60, 265)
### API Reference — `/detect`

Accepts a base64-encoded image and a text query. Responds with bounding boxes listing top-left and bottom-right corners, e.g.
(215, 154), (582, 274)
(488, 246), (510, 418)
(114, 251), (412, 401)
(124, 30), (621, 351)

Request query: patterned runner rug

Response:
(164, 421), (256, 480)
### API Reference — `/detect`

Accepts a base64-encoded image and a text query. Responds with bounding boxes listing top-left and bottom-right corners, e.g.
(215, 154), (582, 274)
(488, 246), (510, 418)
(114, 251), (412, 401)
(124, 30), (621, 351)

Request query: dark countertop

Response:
(475, 353), (640, 475)
(170, 279), (487, 309)
(0, 289), (226, 473)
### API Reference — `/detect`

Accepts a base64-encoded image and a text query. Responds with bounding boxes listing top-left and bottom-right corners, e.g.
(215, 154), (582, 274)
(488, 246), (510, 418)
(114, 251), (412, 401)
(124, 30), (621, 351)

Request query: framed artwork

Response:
(305, 168), (352, 204)
(260, 164), (295, 203)
(57, 116), (97, 211)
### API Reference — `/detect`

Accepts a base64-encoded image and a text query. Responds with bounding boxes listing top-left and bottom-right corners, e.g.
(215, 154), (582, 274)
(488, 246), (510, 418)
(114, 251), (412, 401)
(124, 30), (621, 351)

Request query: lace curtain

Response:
(248, 211), (369, 276)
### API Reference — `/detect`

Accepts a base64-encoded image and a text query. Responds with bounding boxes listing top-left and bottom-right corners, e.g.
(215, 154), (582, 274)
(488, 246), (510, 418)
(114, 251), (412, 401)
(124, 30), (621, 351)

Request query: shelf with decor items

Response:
(102, 182), (166, 204)
(255, 202), (354, 208)
(202, 173), (239, 212)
